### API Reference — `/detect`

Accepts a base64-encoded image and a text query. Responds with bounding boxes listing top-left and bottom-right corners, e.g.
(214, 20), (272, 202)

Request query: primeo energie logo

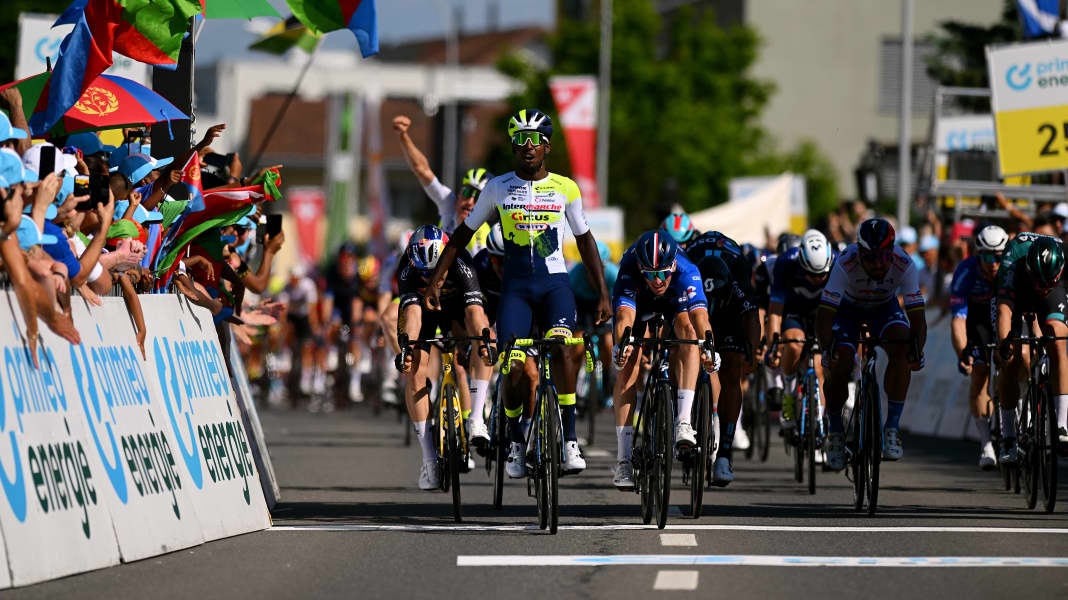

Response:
(1006, 57), (1068, 91)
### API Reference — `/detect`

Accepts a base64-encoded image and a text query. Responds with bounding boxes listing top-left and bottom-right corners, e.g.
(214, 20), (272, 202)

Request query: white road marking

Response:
(456, 555), (1068, 568)
(270, 524), (1068, 534)
(660, 533), (697, 547)
(584, 448), (611, 458)
(653, 570), (699, 590)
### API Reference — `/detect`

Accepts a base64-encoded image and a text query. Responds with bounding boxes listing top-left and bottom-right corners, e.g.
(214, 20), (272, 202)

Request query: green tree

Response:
(490, 1), (839, 236)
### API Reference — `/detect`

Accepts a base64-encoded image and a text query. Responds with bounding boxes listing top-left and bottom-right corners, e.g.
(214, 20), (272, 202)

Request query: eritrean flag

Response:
(286, 0), (378, 58)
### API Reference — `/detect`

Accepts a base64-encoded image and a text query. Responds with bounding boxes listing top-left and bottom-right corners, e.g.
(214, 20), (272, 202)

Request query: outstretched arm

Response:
(392, 115), (436, 187)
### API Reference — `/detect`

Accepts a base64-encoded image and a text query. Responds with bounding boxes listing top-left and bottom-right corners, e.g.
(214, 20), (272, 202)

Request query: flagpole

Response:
(247, 46), (319, 173)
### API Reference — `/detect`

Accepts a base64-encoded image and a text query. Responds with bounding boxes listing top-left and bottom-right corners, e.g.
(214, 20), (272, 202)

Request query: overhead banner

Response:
(289, 187), (327, 265)
(549, 75), (600, 208)
(0, 291), (270, 587)
(986, 39), (1068, 176)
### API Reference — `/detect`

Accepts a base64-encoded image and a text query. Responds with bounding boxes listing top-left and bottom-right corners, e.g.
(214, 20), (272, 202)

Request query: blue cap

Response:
(65, 132), (116, 157)
(16, 215), (57, 249)
(115, 153), (174, 185)
(0, 148), (37, 185)
(114, 200), (163, 224)
(109, 142), (142, 167)
(919, 234), (939, 252)
(0, 111), (28, 142)
(897, 226), (917, 246)
(237, 216), (257, 229)
(24, 202), (58, 221)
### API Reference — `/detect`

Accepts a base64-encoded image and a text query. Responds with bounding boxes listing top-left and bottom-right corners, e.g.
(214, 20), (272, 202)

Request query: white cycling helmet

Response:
(798, 229), (833, 275)
(975, 224), (1008, 253)
(486, 222), (505, 256)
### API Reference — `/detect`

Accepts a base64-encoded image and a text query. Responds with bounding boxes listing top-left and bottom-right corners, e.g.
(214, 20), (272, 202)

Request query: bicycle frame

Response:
(435, 348), (466, 460)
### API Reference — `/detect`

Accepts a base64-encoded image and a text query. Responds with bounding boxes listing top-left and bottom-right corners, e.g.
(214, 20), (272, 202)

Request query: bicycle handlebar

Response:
(395, 328), (495, 372)
(500, 334), (594, 376)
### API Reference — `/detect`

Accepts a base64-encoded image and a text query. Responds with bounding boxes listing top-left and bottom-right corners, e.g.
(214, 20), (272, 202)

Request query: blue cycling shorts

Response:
(497, 273), (577, 344)
(830, 299), (910, 353)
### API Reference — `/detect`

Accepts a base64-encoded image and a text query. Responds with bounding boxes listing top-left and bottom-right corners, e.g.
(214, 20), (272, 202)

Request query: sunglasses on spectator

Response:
(460, 186), (480, 199)
(642, 267), (674, 282)
(511, 131), (546, 147)
(978, 252), (999, 264)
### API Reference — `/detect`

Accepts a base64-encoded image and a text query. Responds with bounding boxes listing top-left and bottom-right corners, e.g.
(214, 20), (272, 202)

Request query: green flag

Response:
(249, 15), (322, 54)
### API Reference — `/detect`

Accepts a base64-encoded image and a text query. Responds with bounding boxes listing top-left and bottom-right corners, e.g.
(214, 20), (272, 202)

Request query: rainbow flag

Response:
(286, 0), (378, 57)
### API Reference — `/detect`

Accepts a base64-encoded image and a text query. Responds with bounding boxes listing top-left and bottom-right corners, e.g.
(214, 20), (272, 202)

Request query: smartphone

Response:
(74, 174), (90, 197)
(256, 215), (266, 244)
(76, 173), (111, 211)
(266, 214), (283, 238)
(39, 145), (56, 177)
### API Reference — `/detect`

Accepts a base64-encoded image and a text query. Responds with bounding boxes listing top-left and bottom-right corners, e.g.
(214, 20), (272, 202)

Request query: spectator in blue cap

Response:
(115, 152), (174, 188)
(917, 233), (940, 296)
(66, 132), (116, 158)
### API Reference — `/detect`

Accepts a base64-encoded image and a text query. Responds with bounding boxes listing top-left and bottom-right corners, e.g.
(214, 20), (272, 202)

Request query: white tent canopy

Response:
(690, 173), (794, 246)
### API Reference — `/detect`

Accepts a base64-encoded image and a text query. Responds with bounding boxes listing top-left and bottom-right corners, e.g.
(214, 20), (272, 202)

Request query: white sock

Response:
(413, 420), (436, 462)
(676, 389), (695, 426)
(975, 416), (991, 446)
(616, 425), (633, 462)
(1001, 408), (1017, 439)
(736, 405), (743, 430)
(469, 379), (490, 426)
(1057, 394), (1068, 430)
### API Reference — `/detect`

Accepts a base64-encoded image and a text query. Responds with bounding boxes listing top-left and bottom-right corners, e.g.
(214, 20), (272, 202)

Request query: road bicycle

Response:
(578, 319), (611, 446)
(397, 330), (493, 523)
(620, 316), (714, 528)
(1009, 333), (1064, 513)
(743, 346), (771, 462)
(486, 373), (507, 509)
(501, 334), (592, 534)
(771, 334), (825, 495)
(836, 329), (919, 516)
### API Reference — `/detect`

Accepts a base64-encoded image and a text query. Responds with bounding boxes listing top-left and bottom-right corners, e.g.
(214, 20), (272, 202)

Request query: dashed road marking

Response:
(585, 448), (611, 458)
(653, 570), (699, 590)
(455, 555), (1068, 568)
(660, 533), (697, 547)
(271, 524), (1068, 534)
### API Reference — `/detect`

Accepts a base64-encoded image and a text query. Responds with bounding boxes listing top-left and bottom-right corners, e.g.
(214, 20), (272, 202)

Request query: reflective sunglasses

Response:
(642, 268), (673, 282)
(978, 252), (999, 264)
(460, 186), (480, 199)
(511, 131), (546, 147)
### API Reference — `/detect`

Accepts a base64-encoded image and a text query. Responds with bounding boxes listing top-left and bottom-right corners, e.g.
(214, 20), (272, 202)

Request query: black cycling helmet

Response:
(776, 233), (801, 256)
(696, 255), (732, 303)
(1025, 236), (1065, 290)
(856, 218), (896, 254)
(635, 230), (678, 271)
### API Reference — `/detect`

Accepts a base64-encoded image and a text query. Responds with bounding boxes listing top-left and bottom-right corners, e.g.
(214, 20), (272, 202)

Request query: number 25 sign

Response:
(987, 39), (1068, 176)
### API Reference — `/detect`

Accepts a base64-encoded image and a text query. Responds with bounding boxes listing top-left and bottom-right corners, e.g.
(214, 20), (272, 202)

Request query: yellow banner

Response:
(994, 104), (1068, 175)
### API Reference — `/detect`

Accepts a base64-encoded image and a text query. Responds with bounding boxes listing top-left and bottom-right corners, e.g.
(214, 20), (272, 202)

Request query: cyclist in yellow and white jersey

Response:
(393, 114), (492, 253)
(425, 109), (612, 478)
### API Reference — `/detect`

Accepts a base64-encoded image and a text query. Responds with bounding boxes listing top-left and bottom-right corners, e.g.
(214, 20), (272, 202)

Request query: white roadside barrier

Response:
(0, 291), (271, 587)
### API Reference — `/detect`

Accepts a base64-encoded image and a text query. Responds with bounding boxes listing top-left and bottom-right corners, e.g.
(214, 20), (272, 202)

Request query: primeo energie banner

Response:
(0, 291), (270, 587)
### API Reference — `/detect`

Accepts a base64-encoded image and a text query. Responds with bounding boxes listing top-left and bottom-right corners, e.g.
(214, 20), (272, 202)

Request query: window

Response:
(878, 38), (938, 114)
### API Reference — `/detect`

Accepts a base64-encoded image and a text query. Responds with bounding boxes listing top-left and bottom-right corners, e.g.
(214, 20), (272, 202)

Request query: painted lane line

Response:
(585, 448), (611, 458)
(456, 555), (1068, 568)
(653, 570), (699, 590)
(270, 524), (1068, 534)
(660, 533), (697, 547)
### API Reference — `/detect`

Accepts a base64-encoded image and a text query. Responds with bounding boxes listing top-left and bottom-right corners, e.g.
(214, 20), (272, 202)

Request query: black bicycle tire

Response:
(744, 375), (756, 461)
(793, 386), (804, 483)
(1024, 384), (1039, 510)
(545, 387), (562, 534)
(690, 377), (710, 518)
(866, 375), (881, 517)
(444, 384), (462, 522)
(1042, 384), (1058, 513)
(493, 391), (506, 510)
(852, 379), (866, 512)
(807, 377), (817, 495)
(654, 383), (673, 529)
(757, 368), (771, 463)
(638, 395), (654, 525)
(534, 395), (548, 530)
(587, 362), (599, 447)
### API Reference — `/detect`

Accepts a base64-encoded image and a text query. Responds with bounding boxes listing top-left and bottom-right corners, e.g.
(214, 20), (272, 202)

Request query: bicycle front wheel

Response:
(1023, 386), (1039, 510)
(1040, 385), (1057, 513)
(492, 389), (507, 510)
(653, 383), (674, 529)
(444, 384), (462, 522)
(851, 381), (866, 512)
(865, 376), (881, 517)
(690, 376), (711, 518)
(544, 386), (562, 534)
(807, 379), (817, 495)
(586, 364), (599, 446)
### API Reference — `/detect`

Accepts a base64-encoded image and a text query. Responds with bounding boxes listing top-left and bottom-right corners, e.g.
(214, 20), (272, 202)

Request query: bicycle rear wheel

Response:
(444, 385), (462, 522)
(1041, 386), (1058, 513)
(492, 390), (507, 510)
(689, 376), (710, 518)
(806, 378), (817, 495)
(653, 383), (674, 529)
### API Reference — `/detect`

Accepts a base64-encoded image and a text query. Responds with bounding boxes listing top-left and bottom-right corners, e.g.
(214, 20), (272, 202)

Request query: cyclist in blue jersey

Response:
(950, 225), (1008, 470)
(425, 109), (611, 479)
(611, 231), (718, 489)
(570, 240), (618, 391)
(765, 230), (836, 433)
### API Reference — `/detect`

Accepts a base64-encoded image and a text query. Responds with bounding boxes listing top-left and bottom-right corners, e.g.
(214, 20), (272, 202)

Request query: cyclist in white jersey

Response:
(425, 109), (611, 478)
(816, 218), (927, 471)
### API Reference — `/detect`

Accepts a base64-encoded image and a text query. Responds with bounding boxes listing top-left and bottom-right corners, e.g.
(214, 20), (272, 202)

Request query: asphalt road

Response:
(8, 402), (1068, 599)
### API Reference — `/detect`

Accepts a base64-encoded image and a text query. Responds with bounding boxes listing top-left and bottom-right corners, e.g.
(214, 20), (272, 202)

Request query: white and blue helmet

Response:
(798, 229), (833, 275)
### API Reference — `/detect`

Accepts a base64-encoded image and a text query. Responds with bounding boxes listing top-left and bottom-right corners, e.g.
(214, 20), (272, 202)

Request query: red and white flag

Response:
(549, 75), (599, 208)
